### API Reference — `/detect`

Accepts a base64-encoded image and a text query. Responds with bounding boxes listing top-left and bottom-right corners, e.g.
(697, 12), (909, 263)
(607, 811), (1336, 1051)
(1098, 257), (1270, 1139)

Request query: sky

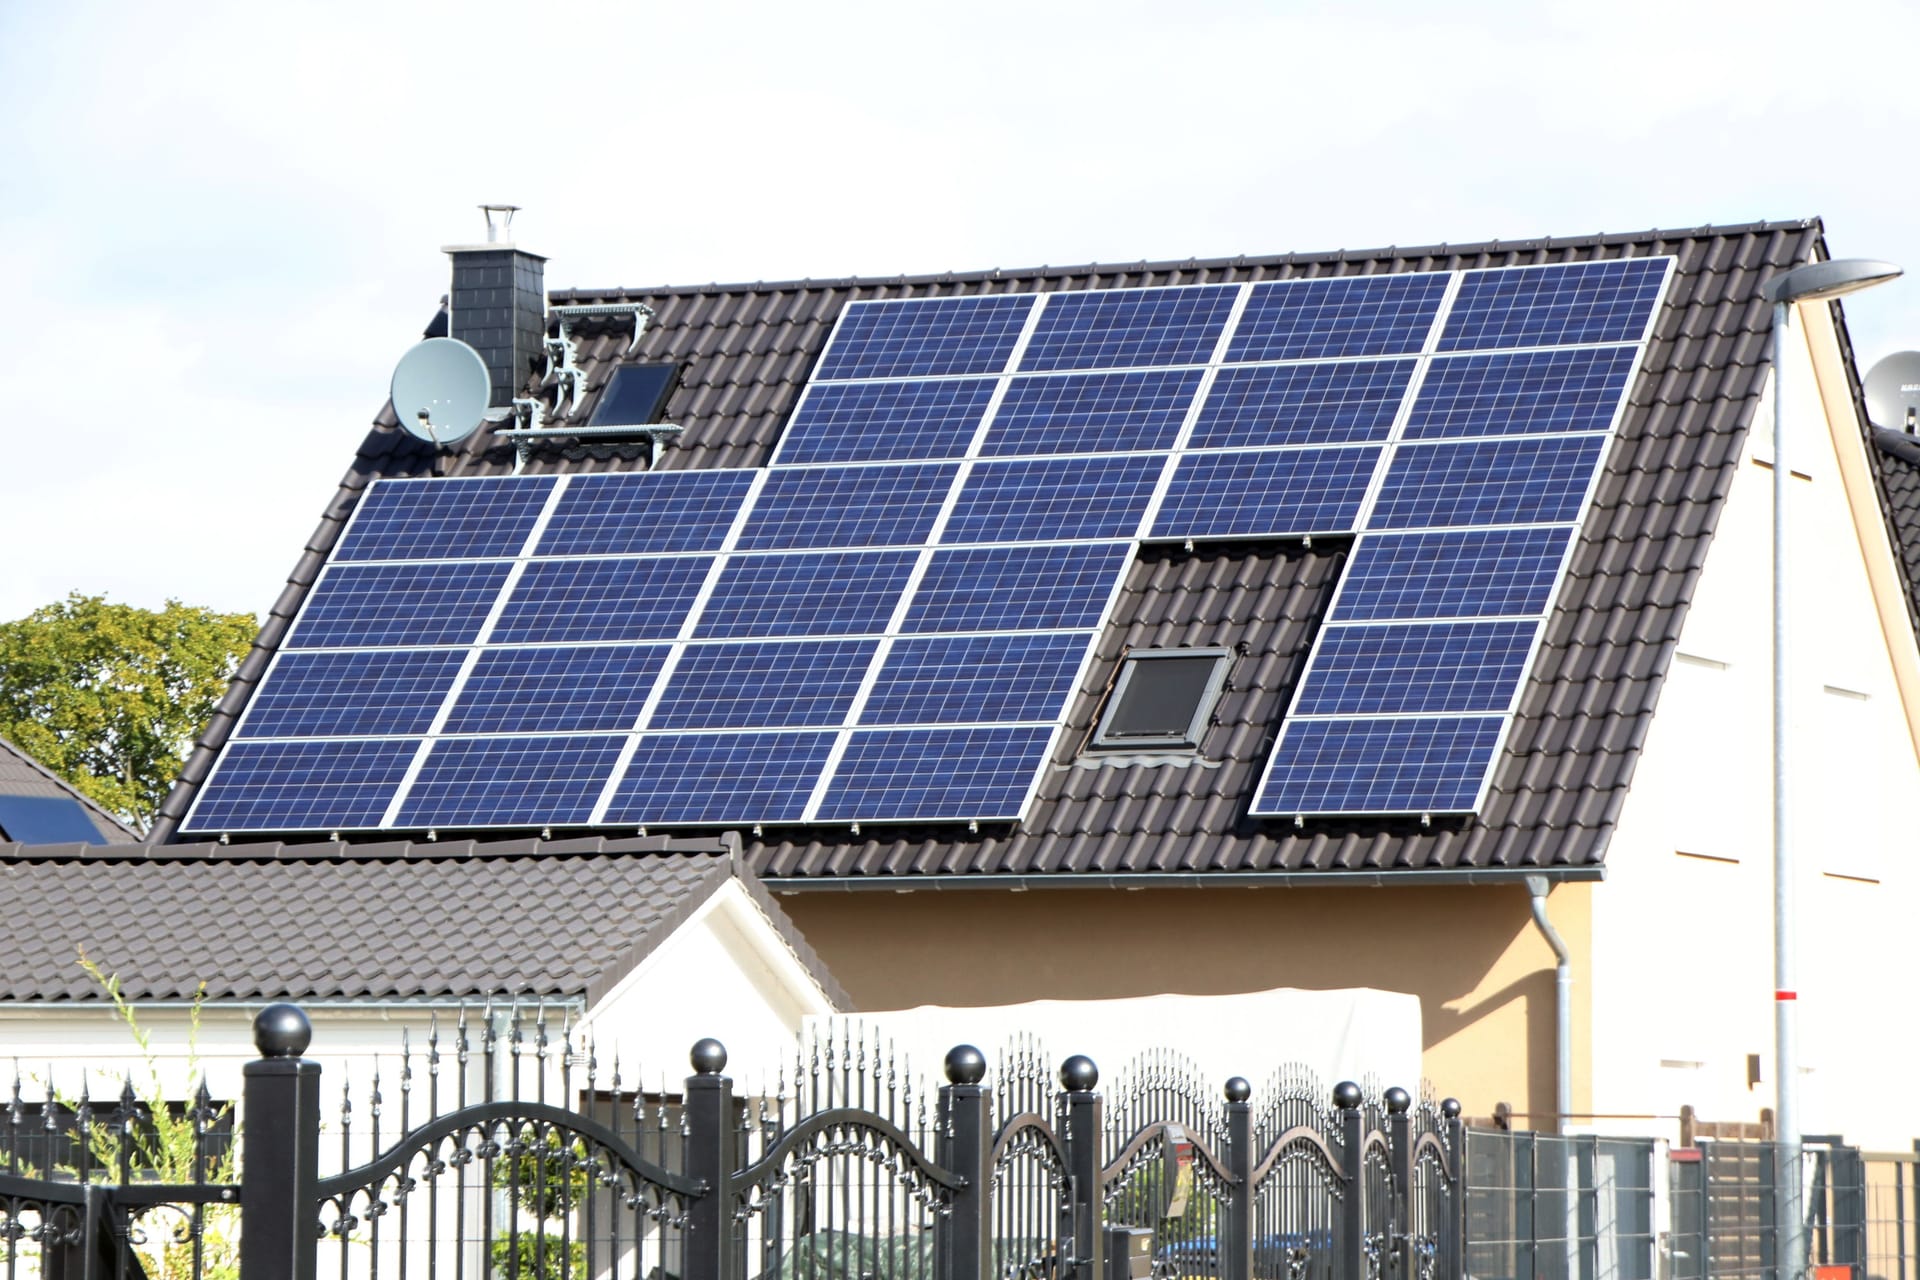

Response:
(5, 0), (1920, 624)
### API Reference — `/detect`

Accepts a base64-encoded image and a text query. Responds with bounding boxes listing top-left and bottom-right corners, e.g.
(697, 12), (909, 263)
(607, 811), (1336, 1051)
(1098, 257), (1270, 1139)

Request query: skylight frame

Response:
(1089, 647), (1234, 752)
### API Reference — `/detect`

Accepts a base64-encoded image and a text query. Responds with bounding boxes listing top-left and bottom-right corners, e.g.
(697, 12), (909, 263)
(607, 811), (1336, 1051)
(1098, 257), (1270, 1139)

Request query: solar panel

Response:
(1368, 435), (1607, 531)
(396, 735), (629, 827)
(334, 476), (554, 562)
(738, 463), (958, 550)
(815, 294), (1035, 380)
(286, 562), (514, 650)
(943, 456), (1162, 544)
(1253, 715), (1506, 814)
(443, 645), (668, 734)
(649, 639), (879, 729)
(861, 632), (1090, 725)
(774, 379), (998, 465)
(1403, 347), (1639, 440)
(697, 550), (919, 638)
(0, 795), (105, 845)
(185, 739), (418, 831)
(815, 726), (1054, 820)
(1440, 258), (1668, 352)
(537, 471), (754, 556)
(1189, 360), (1414, 449)
(982, 369), (1204, 456)
(492, 557), (712, 644)
(1019, 286), (1238, 372)
(238, 649), (467, 738)
(1291, 620), (1539, 716)
(1152, 448), (1377, 539)
(604, 731), (837, 824)
(1226, 273), (1448, 362)
(1331, 528), (1576, 621)
(904, 544), (1129, 632)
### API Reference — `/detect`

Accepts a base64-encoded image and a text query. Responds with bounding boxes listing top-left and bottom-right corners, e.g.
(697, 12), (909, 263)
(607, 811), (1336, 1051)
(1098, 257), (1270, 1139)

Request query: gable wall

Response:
(1590, 301), (1920, 1147)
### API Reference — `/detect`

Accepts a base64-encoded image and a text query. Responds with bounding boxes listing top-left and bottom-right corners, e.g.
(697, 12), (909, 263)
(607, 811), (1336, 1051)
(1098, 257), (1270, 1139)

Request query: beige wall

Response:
(778, 881), (1591, 1123)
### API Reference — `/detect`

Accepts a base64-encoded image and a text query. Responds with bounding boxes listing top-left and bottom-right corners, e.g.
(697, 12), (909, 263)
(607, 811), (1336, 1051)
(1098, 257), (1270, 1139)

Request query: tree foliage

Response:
(0, 593), (256, 829)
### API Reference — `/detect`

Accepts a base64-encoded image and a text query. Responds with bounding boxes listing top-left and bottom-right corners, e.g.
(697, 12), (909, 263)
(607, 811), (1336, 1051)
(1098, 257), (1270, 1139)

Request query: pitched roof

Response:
(152, 220), (1828, 882)
(0, 736), (141, 843)
(0, 834), (850, 1006)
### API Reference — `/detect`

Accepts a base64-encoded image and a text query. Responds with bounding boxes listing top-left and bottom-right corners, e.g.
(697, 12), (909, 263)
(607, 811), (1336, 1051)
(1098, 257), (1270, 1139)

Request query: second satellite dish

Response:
(1865, 351), (1920, 433)
(390, 338), (491, 445)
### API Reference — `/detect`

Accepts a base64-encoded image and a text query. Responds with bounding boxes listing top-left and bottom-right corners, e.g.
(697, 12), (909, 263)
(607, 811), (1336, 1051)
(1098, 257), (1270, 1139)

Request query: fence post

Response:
(937, 1046), (993, 1280)
(238, 1003), (320, 1280)
(1386, 1089), (1413, 1280)
(1443, 1099), (1466, 1280)
(1337, 1082), (1366, 1280)
(1224, 1077), (1254, 1280)
(682, 1038), (737, 1280)
(1060, 1055), (1106, 1280)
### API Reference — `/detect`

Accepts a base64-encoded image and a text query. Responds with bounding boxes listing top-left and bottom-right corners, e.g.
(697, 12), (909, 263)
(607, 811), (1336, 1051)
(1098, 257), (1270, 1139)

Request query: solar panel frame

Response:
(737, 463), (959, 550)
(696, 549), (921, 638)
(1225, 273), (1450, 362)
(770, 379), (1000, 465)
(333, 476), (556, 563)
(1018, 285), (1240, 373)
(1152, 448), (1379, 539)
(235, 649), (469, 739)
(442, 645), (670, 735)
(1328, 527), (1580, 621)
(860, 632), (1092, 726)
(1290, 620), (1542, 716)
(902, 543), (1131, 633)
(1402, 347), (1641, 441)
(1252, 714), (1508, 815)
(395, 735), (630, 827)
(536, 470), (755, 557)
(1366, 434), (1610, 531)
(603, 731), (839, 824)
(285, 562), (515, 651)
(981, 368), (1205, 457)
(942, 455), (1163, 544)
(491, 557), (714, 645)
(814, 294), (1036, 380)
(179, 739), (420, 833)
(649, 638), (880, 729)
(814, 725), (1057, 821)
(1188, 360), (1415, 449)
(1439, 258), (1671, 352)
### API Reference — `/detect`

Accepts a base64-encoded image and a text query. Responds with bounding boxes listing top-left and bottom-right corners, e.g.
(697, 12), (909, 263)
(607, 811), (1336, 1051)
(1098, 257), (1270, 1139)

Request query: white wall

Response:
(1589, 303), (1920, 1147)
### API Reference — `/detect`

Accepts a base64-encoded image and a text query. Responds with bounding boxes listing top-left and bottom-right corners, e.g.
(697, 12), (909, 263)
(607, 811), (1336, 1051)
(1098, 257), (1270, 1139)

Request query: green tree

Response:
(0, 593), (256, 828)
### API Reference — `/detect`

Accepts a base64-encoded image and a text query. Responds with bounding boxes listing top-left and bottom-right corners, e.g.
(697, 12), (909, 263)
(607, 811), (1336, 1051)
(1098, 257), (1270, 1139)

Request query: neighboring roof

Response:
(153, 220), (1827, 882)
(1869, 427), (1920, 616)
(0, 736), (140, 843)
(0, 834), (850, 1006)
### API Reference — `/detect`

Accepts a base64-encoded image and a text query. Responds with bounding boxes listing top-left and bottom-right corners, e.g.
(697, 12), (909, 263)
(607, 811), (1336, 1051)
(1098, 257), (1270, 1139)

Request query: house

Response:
(0, 736), (139, 844)
(0, 832), (849, 1110)
(13, 216), (1913, 1143)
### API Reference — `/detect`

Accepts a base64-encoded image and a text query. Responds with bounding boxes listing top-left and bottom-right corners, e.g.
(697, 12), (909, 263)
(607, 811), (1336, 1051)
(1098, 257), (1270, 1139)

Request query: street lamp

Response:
(1757, 258), (1901, 1280)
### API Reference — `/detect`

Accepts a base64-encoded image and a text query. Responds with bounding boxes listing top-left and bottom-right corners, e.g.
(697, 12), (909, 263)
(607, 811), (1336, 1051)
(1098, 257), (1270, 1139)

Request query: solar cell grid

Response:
(1404, 347), (1638, 440)
(816, 726), (1054, 820)
(904, 544), (1129, 633)
(650, 639), (879, 729)
(238, 649), (467, 739)
(738, 463), (958, 550)
(1019, 286), (1238, 373)
(442, 645), (668, 735)
(1189, 360), (1414, 449)
(396, 736), (627, 827)
(288, 562), (513, 650)
(1333, 528), (1576, 621)
(1254, 715), (1506, 814)
(774, 379), (998, 465)
(815, 294), (1035, 380)
(1368, 436), (1607, 530)
(537, 471), (753, 557)
(983, 369), (1203, 456)
(1440, 258), (1668, 352)
(943, 456), (1161, 544)
(605, 731), (837, 824)
(335, 476), (554, 562)
(861, 633), (1089, 726)
(1292, 620), (1539, 716)
(491, 557), (712, 645)
(698, 550), (918, 638)
(182, 739), (417, 832)
(1226, 274), (1449, 362)
(1152, 448), (1377, 539)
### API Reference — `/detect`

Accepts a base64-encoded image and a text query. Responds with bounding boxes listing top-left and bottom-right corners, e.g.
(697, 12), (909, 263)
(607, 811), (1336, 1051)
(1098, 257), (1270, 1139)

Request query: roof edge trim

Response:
(768, 867), (1606, 893)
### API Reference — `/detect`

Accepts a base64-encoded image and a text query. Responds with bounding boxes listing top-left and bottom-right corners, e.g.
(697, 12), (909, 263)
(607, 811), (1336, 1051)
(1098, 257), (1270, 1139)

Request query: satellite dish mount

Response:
(389, 337), (491, 450)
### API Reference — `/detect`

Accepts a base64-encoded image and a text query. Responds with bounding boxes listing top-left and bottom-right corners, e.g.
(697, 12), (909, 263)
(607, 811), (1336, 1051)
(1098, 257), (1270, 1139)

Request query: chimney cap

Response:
(480, 203), (521, 244)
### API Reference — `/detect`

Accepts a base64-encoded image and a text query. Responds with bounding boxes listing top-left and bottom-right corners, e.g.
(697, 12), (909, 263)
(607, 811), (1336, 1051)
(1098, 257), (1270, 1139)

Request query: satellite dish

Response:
(1864, 351), (1920, 432)
(389, 338), (490, 445)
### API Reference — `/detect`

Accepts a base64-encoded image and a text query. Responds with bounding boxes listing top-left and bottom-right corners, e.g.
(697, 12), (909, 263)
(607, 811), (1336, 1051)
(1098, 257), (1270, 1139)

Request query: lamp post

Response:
(1756, 258), (1901, 1280)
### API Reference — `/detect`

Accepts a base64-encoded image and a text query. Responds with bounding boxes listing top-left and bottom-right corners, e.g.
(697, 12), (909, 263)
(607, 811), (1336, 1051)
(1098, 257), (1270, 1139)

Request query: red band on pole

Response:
(1775, 990), (1798, 1000)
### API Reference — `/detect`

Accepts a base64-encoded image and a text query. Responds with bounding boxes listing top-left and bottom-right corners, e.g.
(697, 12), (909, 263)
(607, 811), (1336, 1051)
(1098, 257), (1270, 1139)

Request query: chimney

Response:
(444, 204), (547, 408)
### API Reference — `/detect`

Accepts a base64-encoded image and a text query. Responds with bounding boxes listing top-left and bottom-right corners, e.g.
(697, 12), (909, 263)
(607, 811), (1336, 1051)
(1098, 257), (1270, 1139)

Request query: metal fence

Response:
(0, 1004), (1464, 1280)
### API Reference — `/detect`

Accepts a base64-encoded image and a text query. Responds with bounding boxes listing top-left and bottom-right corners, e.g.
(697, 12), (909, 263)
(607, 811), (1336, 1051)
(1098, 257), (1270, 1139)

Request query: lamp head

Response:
(1760, 259), (1902, 306)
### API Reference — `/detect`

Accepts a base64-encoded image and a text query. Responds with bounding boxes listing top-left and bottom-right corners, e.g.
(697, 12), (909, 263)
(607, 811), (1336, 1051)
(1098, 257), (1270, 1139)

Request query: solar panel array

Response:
(181, 257), (1671, 835)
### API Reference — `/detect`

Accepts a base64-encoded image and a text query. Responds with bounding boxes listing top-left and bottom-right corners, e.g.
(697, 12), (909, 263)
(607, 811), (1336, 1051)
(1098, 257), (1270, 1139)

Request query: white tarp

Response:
(804, 986), (1423, 1098)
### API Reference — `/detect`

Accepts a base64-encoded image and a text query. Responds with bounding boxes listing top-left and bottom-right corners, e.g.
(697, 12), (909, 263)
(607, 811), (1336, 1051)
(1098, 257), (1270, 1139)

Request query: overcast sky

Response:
(4, 0), (1919, 624)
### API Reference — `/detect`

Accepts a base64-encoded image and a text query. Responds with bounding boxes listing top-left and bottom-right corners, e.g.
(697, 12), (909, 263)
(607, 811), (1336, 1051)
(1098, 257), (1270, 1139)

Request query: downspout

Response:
(1525, 874), (1573, 1134)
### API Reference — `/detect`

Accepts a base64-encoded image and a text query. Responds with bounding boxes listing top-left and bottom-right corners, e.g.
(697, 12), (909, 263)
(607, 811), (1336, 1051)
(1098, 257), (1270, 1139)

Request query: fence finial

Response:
(1059, 1054), (1098, 1093)
(1225, 1076), (1251, 1103)
(254, 1003), (312, 1058)
(1441, 1098), (1462, 1118)
(1385, 1086), (1411, 1114)
(1333, 1080), (1363, 1110)
(944, 1044), (986, 1085)
(690, 1037), (728, 1075)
